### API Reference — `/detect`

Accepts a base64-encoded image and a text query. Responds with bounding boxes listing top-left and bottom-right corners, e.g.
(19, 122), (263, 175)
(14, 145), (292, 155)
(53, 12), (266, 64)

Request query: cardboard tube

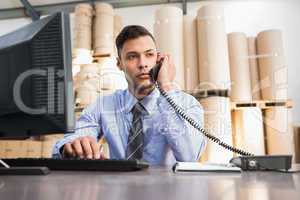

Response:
(74, 4), (93, 50)
(264, 108), (295, 162)
(99, 67), (128, 90)
(232, 108), (265, 155)
(154, 6), (185, 90)
(76, 84), (99, 106)
(183, 15), (199, 91)
(75, 3), (93, 17)
(93, 3), (114, 56)
(114, 14), (123, 38)
(200, 96), (233, 163)
(257, 30), (288, 100)
(228, 32), (252, 101)
(72, 48), (94, 65)
(197, 5), (231, 90)
(114, 14), (123, 56)
(294, 125), (300, 163)
(247, 37), (262, 100)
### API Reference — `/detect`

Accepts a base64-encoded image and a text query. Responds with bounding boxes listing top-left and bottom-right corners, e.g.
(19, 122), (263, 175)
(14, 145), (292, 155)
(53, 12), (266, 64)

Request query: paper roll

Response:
(228, 32), (252, 101)
(114, 14), (123, 56)
(80, 63), (100, 75)
(294, 125), (300, 163)
(247, 37), (262, 100)
(183, 15), (199, 91)
(93, 3), (114, 56)
(200, 96), (233, 163)
(76, 85), (99, 106)
(72, 48), (93, 65)
(257, 30), (288, 100)
(231, 108), (265, 155)
(99, 67), (128, 90)
(154, 6), (185, 90)
(74, 3), (93, 17)
(197, 5), (231, 90)
(264, 108), (295, 160)
(114, 15), (123, 38)
(74, 4), (93, 50)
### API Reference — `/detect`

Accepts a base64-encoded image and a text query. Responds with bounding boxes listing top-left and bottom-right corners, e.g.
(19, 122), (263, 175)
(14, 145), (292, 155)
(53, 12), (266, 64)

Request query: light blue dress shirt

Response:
(53, 88), (206, 165)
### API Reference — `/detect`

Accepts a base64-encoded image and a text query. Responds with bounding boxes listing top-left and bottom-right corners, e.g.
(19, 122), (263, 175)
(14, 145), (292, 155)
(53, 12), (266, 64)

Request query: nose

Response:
(138, 55), (148, 70)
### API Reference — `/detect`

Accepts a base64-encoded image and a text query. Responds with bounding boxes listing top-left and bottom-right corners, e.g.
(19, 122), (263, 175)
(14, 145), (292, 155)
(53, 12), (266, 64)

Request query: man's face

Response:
(117, 36), (158, 92)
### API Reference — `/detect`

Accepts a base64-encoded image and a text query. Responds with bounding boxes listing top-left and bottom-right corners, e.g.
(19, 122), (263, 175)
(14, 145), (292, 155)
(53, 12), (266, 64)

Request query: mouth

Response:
(136, 73), (150, 79)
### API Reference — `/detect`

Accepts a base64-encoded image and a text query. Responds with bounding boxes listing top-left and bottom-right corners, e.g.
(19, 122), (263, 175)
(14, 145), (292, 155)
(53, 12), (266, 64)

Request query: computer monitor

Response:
(0, 12), (75, 138)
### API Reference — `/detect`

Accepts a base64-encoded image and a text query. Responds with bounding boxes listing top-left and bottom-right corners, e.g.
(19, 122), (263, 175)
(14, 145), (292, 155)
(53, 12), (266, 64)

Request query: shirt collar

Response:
(124, 87), (160, 115)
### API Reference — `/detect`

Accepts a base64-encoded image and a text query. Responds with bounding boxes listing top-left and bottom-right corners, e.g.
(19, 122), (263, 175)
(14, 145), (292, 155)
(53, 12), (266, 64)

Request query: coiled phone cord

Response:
(155, 82), (254, 157)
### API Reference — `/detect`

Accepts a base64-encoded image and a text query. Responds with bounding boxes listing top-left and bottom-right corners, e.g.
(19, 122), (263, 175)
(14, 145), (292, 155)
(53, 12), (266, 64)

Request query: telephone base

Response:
(230, 155), (292, 171)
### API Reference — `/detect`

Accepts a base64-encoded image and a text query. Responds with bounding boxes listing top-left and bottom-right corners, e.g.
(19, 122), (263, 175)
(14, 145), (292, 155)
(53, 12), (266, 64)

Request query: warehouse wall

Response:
(0, 0), (299, 122)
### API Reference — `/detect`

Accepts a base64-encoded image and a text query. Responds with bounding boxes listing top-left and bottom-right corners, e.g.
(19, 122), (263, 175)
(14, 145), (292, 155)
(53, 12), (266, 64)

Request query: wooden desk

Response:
(0, 167), (299, 200)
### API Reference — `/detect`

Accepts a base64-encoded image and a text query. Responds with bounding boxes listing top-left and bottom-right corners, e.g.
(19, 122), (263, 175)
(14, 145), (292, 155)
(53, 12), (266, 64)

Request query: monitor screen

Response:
(0, 12), (75, 138)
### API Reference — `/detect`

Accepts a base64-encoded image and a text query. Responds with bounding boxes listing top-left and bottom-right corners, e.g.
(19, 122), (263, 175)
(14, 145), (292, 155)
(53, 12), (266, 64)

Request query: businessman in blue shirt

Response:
(53, 25), (206, 165)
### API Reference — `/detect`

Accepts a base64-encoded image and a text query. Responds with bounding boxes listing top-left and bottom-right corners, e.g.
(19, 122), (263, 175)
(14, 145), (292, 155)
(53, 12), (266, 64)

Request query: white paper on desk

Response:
(173, 162), (241, 173)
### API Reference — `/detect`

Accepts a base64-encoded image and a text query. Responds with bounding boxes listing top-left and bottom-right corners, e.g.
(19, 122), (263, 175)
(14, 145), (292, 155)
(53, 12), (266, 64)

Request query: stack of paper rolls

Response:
(264, 107), (295, 161)
(256, 29), (288, 100)
(199, 96), (233, 163)
(183, 15), (199, 91)
(75, 63), (100, 106)
(76, 63), (101, 91)
(257, 30), (293, 159)
(247, 37), (262, 100)
(93, 3), (114, 56)
(74, 3), (93, 50)
(197, 5), (231, 91)
(228, 32), (252, 101)
(154, 6), (185, 90)
(231, 108), (265, 155)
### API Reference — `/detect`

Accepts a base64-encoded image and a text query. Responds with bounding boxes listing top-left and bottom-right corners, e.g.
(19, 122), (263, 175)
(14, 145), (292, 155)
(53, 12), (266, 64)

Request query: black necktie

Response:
(126, 102), (145, 160)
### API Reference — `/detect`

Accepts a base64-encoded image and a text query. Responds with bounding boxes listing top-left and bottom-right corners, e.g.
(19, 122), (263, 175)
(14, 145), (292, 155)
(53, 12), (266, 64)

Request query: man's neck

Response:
(129, 84), (155, 100)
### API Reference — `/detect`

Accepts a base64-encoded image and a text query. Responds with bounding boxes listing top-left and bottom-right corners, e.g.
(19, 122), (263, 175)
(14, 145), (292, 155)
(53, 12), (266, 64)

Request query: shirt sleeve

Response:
(52, 98), (102, 158)
(156, 90), (206, 162)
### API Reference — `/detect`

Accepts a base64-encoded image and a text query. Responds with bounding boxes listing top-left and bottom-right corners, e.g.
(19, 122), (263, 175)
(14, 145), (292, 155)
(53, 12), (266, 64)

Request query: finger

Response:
(72, 139), (84, 158)
(100, 152), (107, 160)
(156, 52), (165, 62)
(80, 137), (93, 159)
(63, 143), (74, 157)
(90, 139), (100, 159)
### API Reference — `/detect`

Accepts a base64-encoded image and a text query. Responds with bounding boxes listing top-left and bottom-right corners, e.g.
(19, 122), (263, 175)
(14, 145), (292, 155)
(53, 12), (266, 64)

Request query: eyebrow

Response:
(126, 49), (156, 56)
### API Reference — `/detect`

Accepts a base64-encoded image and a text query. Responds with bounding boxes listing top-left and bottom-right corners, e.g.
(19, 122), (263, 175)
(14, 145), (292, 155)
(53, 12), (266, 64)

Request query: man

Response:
(53, 25), (206, 165)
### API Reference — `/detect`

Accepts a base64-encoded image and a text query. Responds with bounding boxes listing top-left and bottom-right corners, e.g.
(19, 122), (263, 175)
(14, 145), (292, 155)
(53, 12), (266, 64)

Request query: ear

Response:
(116, 57), (123, 71)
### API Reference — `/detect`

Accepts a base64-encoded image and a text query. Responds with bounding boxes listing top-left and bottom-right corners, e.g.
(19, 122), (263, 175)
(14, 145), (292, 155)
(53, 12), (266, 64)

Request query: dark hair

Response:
(115, 25), (156, 57)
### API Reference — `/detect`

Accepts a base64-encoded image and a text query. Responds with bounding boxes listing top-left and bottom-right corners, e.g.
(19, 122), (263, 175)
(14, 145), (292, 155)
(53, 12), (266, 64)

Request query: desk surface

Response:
(0, 167), (299, 200)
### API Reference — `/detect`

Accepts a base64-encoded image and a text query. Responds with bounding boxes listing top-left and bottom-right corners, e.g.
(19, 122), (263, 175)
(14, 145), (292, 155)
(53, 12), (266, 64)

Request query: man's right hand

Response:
(62, 136), (106, 159)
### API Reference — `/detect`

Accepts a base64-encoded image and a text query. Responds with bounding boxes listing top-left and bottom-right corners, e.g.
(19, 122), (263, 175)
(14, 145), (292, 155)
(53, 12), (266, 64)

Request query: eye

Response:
(127, 54), (137, 60)
(146, 52), (154, 57)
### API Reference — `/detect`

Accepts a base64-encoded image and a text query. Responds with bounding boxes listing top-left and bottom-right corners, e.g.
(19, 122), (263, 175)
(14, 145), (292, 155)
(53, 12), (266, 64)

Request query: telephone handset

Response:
(149, 58), (164, 83)
(149, 58), (253, 157)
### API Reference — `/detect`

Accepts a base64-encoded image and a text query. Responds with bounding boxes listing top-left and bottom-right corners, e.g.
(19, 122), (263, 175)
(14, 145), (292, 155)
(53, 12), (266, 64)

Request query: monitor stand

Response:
(0, 159), (50, 175)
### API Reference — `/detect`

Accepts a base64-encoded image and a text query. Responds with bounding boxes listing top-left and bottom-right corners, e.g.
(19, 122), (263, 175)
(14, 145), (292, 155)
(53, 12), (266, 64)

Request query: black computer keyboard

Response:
(1, 158), (149, 171)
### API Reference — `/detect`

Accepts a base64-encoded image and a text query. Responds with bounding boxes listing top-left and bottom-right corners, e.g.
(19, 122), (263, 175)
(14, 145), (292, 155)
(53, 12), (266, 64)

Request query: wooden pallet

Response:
(231, 99), (293, 110)
(185, 89), (230, 99)
(93, 53), (112, 58)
